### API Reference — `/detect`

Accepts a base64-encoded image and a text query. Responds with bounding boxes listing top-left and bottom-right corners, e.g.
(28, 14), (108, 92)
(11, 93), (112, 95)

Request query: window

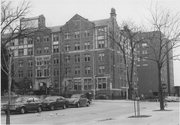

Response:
(75, 43), (80, 50)
(27, 98), (33, 102)
(98, 27), (105, 32)
(98, 40), (105, 48)
(65, 55), (70, 63)
(84, 31), (90, 37)
(37, 70), (42, 77)
(43, 36), (49, 42)
(75, 67), (80, 75)
(28, 48), (33, 55)
(44, 57), (50, 65)
(53, 58), (59, 64)
(65, 67), (71, 75)
(75, 55), (80, 63)
(28, 60), (33, 67)
(36, 58), (42, 66)
(18, 60), (23, 67)
(53, 45), (59, 53)
(19, 38), (24, 45)
(18, 49), (24, 56)
(65, 45), (70, 51)
(98, 78), (107, 89)
(74, 32), (80, 39)
(98, 53), (104, 61)
(10, 41), (14, 46)
(84, 79), (92, 90)
(36, 48), (41, 54)
(53, 34), (59, 41)
(143, 64), (148, 66)
(142, 58), (147, 61)
(28, 70), (33, 77)
(85, 54), (90, 62)
(142, 50), (148, 54)
(99, 66), (105, 74)
(18, 70), (23, 77)
(65, 33), (70, 39)
(137, 57), (140, 62)
(53, 69), (59, 76)
(44, 47), (49, 53)
(142, 43), (148, 47)
(84, 42), (90, 50)
(85, 66), (91, 74)
(97, 27), (105, 36)
(44, 69), (49, 76)
(36, 37), (40, 42)
(74, 79), (81, 90)
(27, 38), (33, 44)
(97, 36), (105, 40)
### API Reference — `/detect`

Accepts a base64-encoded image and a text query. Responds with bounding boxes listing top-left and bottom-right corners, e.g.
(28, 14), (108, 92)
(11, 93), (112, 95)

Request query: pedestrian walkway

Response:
(85, 100), (180, 125)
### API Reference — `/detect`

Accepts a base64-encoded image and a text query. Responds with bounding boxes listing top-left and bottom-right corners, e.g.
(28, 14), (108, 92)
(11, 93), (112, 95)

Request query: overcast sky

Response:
(12, 0), (180, 86)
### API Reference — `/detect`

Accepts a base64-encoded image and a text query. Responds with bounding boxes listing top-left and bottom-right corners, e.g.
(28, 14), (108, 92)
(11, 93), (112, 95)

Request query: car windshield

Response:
(71, 94), (81, 98)
(15, 97), (28, 102)
(44, 96), (58, 101)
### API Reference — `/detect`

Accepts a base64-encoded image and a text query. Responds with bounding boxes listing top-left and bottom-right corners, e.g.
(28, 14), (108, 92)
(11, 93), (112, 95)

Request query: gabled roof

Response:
(68, 14), (89, 22)
(92, 18), (110, 26)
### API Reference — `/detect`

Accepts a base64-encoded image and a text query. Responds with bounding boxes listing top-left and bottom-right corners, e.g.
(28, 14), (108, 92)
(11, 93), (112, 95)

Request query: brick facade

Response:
(10, 8), (174, 98)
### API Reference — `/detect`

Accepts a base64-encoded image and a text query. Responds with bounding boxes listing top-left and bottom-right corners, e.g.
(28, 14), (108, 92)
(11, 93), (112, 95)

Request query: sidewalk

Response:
(86, 100), (180, 125)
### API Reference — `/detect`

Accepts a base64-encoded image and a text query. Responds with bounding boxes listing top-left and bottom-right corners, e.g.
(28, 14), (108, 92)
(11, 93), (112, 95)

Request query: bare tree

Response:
(1, 0), (31, 124)
(108, 22), (143, 99)
(144, 6), (180, 110)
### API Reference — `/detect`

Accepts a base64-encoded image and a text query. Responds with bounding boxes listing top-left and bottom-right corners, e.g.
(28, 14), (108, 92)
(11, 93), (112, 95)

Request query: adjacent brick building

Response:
(137, 32), (174, 97)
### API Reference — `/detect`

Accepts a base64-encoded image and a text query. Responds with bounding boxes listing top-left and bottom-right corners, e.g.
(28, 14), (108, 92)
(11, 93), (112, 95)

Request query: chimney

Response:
(110, 8), (116, 19)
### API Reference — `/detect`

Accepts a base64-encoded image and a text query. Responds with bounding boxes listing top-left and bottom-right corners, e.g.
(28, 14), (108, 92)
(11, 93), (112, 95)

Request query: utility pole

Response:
(92, 26), (96, 99)
(6, 51), (12, 125)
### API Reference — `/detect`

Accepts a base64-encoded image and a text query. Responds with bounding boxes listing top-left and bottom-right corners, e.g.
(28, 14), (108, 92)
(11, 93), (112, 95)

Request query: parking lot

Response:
(1, 100), (179, 125)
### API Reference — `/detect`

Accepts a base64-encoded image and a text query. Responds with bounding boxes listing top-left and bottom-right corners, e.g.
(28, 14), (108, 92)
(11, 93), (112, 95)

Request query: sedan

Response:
(42, 96), (68, 110)
(1, 96), (42, 114)
(165, 96), (180, 102)
(67, 94), (90, 108)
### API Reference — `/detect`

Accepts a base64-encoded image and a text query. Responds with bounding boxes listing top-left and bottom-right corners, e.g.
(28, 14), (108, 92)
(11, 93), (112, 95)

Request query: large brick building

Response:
(10, 8), (129, 98)
(9, 8), (174, 98)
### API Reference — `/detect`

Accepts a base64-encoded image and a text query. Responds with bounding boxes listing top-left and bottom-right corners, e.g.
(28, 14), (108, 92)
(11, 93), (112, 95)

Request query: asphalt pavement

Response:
(1, 100), (179, 125)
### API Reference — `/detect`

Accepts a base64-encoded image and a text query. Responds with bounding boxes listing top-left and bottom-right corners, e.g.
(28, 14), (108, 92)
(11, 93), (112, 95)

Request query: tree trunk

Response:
(157, 63), (164, 110)
(6, 54), (12, 125)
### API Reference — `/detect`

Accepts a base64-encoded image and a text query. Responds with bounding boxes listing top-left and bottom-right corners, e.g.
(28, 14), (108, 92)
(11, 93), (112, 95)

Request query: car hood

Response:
(2, 102), (24, 106)
(42, 100), (55, 103)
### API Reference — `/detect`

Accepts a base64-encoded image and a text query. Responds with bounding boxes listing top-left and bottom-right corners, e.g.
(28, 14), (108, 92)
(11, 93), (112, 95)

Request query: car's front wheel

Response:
(50, 105), (55, 110)
(37, 106), (42, 112)
(86, 102), (90, 107)
(76, 102), (80, 108)
(63, 104), (66, 109)
(20, 107), (26, 114)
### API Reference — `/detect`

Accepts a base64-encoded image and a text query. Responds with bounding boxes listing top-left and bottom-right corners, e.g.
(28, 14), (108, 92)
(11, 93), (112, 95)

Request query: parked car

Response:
(165, 96), (180, 102)
(96, 94), (109, 99)
(1, 96), (42, 114)
(67, 94), (90, 107)
(85, 92), (93, 104)
(42, 96), (68, 110)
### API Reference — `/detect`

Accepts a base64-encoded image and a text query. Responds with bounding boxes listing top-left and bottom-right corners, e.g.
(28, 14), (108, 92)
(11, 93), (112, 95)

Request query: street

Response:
(1, 100), (179, 125)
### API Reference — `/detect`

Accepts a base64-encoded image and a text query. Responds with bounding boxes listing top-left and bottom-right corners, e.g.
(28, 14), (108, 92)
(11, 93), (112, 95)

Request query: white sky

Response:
(11, 0), (180, 86)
